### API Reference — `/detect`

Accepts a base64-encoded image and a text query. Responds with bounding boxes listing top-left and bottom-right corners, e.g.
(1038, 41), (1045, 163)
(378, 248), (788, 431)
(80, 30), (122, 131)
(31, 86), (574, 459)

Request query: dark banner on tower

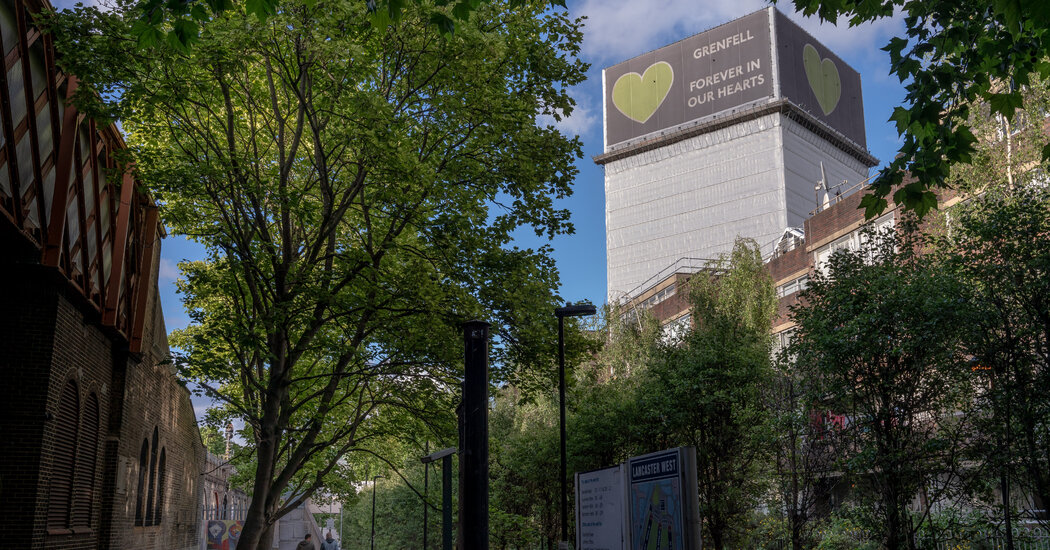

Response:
(774, 11), (866, 148)
(603, 10), (773, 148)
(602, 8), (867, 151)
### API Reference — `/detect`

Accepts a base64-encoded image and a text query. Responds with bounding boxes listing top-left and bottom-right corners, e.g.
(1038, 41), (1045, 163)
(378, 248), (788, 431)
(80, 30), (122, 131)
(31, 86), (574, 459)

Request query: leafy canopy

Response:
(128, 0), (566, 52)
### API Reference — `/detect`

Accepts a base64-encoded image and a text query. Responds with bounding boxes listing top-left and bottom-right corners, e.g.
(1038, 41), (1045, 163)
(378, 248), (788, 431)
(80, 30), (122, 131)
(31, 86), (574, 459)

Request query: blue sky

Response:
(154, 1), (909, 337)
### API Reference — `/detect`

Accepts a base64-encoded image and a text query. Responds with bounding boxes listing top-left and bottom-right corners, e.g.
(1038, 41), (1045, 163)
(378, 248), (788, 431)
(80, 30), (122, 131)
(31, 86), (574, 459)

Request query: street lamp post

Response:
(371, 475), (383, 550)
(423, 442), (429, 550)
(554, 303), (596, 550)
(422, 447), (457, 550)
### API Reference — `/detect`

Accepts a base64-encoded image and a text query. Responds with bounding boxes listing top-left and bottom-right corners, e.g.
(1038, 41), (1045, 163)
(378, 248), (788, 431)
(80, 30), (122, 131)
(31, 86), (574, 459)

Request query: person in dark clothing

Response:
(295, 533), (315, 550)
(320, 531), (339, 550)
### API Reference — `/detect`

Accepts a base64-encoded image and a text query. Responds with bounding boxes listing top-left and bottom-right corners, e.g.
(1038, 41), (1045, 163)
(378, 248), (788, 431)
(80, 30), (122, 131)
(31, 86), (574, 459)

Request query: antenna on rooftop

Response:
(815, 161), (831, 212)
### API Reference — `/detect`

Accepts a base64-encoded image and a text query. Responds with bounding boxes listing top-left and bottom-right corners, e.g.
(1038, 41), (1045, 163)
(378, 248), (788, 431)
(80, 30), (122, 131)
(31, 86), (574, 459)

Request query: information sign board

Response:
(575, 465), (626, 550)
(626, 447), (701, 550)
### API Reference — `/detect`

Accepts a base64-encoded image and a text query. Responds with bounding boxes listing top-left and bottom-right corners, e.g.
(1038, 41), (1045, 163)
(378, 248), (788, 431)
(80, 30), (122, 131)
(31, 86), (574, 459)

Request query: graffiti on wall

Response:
(206, 519), (244, 550)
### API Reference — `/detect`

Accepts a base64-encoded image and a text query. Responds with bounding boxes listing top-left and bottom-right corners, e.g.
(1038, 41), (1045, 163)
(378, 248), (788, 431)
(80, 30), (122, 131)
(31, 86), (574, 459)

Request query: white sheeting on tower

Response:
(604, 113), (868, 301)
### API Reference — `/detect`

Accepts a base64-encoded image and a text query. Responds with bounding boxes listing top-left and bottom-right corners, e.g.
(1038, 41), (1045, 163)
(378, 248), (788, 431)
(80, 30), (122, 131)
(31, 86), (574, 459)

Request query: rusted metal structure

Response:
(0, 0), (158, 353)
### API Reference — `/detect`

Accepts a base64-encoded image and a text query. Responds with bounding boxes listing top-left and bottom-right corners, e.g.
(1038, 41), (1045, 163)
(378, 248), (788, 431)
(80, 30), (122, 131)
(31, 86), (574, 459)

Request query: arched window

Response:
(145, 428), (158, 526)
(135, 439), (148, 526)
(47, 380), (79, 529)
(72, 393), (100, 528)
(153, 448), (166, 525)
(222, 494), (228, 520)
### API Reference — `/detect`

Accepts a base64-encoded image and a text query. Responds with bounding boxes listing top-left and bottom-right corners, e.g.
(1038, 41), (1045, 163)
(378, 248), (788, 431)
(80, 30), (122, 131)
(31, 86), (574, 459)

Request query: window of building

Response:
(776, 275), (809, 298)
(71, 392), (100, 529)
(637, 283), (676, 311)
(145, 428), (159, 526)
(47, 380), (80, 530)
(772, 329), (796, 361)
(154, 448), (166, 525)
(135, 439), (148, 526)
(814, 214), (895, 275)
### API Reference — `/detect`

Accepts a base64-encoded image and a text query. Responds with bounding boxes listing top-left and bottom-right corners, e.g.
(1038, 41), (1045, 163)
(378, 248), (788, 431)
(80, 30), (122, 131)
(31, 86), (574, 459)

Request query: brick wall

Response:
(0, 259), (61, 549)
(0, 223), (204, 550)
(767, 245), (810, 285)
(803, 188), (868, 250)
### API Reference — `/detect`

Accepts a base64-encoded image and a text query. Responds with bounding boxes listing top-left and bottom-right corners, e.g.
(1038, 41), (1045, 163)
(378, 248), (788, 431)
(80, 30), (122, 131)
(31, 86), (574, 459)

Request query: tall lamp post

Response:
(421, 447), (457, 550)
(554, 303), (596, 550)
(371, 475), (384, 550)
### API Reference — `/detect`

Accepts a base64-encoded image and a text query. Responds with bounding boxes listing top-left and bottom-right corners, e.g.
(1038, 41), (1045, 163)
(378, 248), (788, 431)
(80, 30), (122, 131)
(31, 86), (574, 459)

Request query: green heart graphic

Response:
(612, 62), (674, 124)
(803, 44), (841, 116)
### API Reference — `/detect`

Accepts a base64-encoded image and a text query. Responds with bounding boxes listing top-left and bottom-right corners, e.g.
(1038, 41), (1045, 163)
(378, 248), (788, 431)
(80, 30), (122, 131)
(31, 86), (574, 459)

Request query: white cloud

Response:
(571, 0), (904, 68)
(538, 106), (599, 138)
(537, 84), (600, 139)
(573, 0), (767, 65)
(786, 7), (906, 65)
(159, 257), (180, 282)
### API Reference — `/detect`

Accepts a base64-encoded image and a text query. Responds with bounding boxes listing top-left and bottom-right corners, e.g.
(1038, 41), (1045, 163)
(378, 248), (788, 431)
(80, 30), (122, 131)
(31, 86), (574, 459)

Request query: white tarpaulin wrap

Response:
(604, 113), (868, 301)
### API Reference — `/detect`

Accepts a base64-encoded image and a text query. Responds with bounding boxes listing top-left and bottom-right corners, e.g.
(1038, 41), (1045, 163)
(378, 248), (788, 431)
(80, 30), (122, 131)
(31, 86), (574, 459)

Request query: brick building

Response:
(202, 447), (249, 523)
(0, 0), (205, 547)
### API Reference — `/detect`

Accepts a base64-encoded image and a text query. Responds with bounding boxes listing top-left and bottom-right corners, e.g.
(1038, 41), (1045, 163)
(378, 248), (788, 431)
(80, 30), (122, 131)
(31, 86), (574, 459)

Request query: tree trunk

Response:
(260, 522), (275, 550)
(235, 380), (283, 549)
(790, 439), (802, 550)
(883, 483), (904, 550)
(238, 495), (271, 550)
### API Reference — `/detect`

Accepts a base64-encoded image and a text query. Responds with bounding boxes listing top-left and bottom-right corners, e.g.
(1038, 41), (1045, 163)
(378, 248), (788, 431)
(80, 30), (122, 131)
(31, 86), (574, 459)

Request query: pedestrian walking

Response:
(296, 533), (315, 550)
(320, 531), (340, 550)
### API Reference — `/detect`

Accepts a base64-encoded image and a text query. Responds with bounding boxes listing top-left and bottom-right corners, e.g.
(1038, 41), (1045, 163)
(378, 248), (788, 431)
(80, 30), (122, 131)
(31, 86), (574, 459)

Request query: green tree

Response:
(47, 2), (586, 548)
(126, 0), (565, 53)
(489, 387), (560, 548)
(945, 75), (1050, 195)
(788, 225), (975, 550)
(567, 304), (660, 472)
(943, 185), (1050, 530)
(200, 424), (230, 457)
(641, 239), (777, 549)
(785, 0), (1050, 218)
(767, 356), (843, 550)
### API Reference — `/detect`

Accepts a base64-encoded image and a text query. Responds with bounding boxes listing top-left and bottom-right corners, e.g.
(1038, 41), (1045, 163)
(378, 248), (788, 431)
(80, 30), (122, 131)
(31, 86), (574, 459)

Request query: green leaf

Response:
(889, 106), (911, 135)
(1041, 143), (1050, 164)
(169, 18), (199, 50)
(190, 4), (209, 21)
(165, 0), (190, 16)
(205, 0), (232, 13)
(859, 193), (889, 220)
(369, 7), (391, 28)
(451, 0), (472, 21)
(430, 12), (454, 37)
(131, 19), (164, 48)
(386, 0), (405, 19)
(244, 0), (278, 19)
(988, 92), (1023, 121)
(992, 0), (1024, 37)
(882, 36), (908, 64)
